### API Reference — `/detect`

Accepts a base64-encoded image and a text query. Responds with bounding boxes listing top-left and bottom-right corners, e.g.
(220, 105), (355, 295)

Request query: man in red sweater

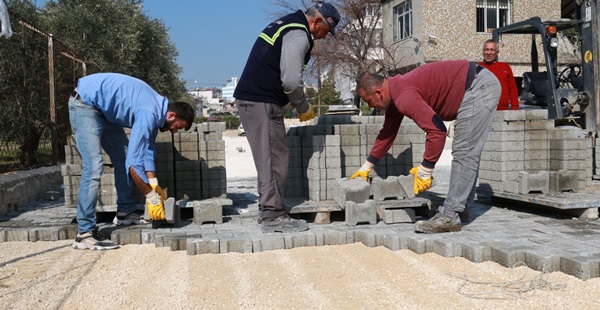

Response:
(479, 39), (520, 110)
(352, 60), (500, 233)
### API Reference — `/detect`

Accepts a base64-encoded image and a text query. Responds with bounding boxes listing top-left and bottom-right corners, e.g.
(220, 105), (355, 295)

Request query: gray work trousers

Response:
(236, 99), (288, 220)
(443, 69), (501, 212)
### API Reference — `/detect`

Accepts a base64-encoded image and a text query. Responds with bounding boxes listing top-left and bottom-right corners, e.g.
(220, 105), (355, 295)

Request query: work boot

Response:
(458, 207), (470, 222)
(261, 214), (309, 233)
(414, 211), (461, 234)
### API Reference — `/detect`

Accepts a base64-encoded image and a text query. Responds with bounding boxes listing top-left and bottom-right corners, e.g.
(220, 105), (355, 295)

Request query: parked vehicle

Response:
(237, 124), (245, 136)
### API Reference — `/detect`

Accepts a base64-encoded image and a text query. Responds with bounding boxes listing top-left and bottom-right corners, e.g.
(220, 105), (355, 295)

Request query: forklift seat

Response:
(521, 72), (548, 106)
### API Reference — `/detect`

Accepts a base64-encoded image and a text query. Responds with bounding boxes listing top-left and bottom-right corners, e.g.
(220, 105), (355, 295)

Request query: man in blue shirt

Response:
(68, 73), (194, 250)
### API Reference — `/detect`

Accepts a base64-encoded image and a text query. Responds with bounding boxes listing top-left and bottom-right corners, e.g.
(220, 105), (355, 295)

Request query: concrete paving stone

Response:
(431, 239), (463, 258)
(141, 230), (156, 244)
(354, 229), (395, 248)
(371, 176), (406, 201)
(219, 235), (253, 253)
(1, 228), (30, 242)
(459, 241), (489, 263)
(334, 177), (370, 209)
(407, 235), (429, 254)
(380, 208), (416, 224)
(187, 238), (220, 255)
(170, 233), (203, 251)
(112, 229), (142, 245)
(58, 225), (78, 240)
(489, 244), (535, 268)
(28, 227), (60, 242)
(153, 232), (182, 247)
(382, 233), (409, 251)
(345, 200), (377, 226)
(522, 250), (562, 273)
(283, 231), (317, 249)
(250, 234), (285, 252)
(559, 254), (600, 280)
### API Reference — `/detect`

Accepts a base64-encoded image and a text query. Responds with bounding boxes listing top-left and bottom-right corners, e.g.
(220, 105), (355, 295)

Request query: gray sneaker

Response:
(113, 210), (147, 226)
(414, 212), (461, 234)
(261, 214), (309, 233)
(73, 230), (119, 250)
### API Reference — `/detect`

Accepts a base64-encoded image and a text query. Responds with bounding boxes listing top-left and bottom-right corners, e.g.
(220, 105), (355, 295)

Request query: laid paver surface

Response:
(2, 166), (600, 280)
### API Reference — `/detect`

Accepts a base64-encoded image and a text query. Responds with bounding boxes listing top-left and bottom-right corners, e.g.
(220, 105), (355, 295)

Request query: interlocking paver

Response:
(5, 168), (600, 280)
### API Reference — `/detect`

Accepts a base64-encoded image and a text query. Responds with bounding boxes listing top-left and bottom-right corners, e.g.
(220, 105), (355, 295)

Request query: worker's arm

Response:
(280, 29), (311, 114)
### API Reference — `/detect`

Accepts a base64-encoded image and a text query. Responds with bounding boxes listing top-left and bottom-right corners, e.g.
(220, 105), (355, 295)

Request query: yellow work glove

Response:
(299, 105), (315, 122)
(409, 165), (434, 195)
(145, 190), (165, 221)
(350, 161), (375, 182)
(149, 178), (166, 200)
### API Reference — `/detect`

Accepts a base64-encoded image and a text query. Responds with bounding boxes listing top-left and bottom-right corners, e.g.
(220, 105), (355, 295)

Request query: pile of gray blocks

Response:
(479, 110), (592, 194)
(285, 115), (424, 202)
(334, 175), (424, 226)
(62, 122), (227, 208)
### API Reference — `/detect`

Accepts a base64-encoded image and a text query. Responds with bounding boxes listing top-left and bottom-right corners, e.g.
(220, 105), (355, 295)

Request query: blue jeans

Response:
(68, 97), (136, 233)
(443, 69), (501, 213)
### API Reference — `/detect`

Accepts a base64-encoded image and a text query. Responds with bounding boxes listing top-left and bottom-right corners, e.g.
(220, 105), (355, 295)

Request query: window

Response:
(477, 0), (511, 33)
(393, 0), (412, 42)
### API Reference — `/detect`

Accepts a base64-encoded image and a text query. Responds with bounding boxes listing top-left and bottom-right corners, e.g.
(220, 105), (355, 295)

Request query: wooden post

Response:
(48, 34), (58, 164)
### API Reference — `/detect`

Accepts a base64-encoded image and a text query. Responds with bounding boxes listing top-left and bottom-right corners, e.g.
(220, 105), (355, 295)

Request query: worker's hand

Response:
(149, 178), (166, 200)
(350, 161), (374, 182)
(145, 190), (165, 221)
(299, 105), (315, 122)
(409, 166), (434, 195)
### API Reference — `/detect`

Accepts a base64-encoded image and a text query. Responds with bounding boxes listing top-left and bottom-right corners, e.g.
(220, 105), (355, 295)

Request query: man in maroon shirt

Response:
(479, 39), (520, 110)
(352, 60), (500, 233)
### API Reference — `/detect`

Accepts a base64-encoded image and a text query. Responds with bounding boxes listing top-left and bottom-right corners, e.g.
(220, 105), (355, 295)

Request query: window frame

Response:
(476, 0), (511, 33)
(393, 0), (413, 42)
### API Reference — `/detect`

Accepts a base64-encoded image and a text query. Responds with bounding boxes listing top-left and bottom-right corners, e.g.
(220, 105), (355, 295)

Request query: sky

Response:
(140, 0), (291, 89)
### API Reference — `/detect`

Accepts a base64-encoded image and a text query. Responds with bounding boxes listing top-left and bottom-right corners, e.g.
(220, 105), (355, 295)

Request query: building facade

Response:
(381, 0), (568, 77)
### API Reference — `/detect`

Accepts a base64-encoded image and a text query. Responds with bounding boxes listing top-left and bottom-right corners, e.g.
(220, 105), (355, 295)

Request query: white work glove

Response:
(416, 165), (433, 180)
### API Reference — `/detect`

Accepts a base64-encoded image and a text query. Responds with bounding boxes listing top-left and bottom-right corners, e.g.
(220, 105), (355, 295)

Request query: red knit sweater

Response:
(478, 61), (519, 110)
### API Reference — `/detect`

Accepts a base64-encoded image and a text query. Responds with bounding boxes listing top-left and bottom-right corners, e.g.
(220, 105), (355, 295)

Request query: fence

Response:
(0, 10), (87, 174)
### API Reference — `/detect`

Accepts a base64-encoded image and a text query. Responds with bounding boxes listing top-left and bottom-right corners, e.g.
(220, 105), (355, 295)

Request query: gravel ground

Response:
(1, 130), (600, 309)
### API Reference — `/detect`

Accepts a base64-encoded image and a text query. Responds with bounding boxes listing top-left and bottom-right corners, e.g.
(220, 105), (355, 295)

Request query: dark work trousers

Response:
(443, 69), (501, 213)
(236, 99), (288, 220)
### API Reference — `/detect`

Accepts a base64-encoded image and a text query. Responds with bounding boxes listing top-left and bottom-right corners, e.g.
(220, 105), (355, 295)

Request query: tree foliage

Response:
(40, 0), (186, 98)
(0, 0), (188, 168)
(0, 0), (50, 166)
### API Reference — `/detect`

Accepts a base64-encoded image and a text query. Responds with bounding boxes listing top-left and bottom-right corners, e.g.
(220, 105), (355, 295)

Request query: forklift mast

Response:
(491, 1), (598, 133)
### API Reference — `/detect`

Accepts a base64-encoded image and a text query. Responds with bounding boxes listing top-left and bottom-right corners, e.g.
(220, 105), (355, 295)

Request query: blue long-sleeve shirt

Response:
(76, 73), (168, 183)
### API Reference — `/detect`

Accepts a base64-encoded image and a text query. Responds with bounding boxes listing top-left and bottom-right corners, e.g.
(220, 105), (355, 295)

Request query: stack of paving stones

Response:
(479, 110), (593, 194)
(334, 176), (427, 226)
(284, 115), (423, 202)
(62, 122), (227, 209)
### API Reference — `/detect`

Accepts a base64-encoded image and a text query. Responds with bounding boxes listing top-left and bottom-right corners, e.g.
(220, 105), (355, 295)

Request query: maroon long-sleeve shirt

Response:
(368, 60), (470, 168)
